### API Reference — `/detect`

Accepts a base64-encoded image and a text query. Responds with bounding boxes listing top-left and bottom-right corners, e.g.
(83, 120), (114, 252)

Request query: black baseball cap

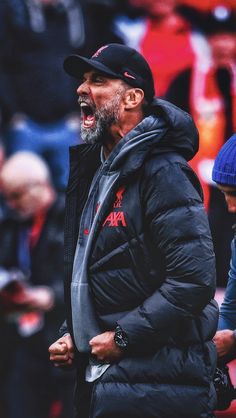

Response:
(64, 43), (155, 103)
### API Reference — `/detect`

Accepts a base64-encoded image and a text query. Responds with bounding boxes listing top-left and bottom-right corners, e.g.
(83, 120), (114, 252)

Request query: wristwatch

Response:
(114, 325), (129, 350)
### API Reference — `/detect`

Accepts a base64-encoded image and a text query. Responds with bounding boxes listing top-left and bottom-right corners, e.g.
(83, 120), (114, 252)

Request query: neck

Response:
(103, 110), (144, 159)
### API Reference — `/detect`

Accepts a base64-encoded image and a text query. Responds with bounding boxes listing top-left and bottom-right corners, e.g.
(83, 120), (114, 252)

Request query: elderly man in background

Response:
(0, 151), (74, 418)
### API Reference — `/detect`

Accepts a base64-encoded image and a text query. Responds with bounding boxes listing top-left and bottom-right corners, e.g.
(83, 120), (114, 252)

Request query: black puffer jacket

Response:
(63, 99), (218, 418)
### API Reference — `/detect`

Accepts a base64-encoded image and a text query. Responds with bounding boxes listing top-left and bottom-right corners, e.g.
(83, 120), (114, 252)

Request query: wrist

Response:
(114, 325), (129, 350)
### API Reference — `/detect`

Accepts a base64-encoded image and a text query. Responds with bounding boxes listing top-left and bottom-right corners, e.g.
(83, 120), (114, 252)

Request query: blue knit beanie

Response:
(212, 134), (236, 186)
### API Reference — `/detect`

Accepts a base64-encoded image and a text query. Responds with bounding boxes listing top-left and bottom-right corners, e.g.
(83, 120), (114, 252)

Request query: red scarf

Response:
(140, 16), (195, 96)
(29, 211), (47, 248)
(189, 62), (236, 209)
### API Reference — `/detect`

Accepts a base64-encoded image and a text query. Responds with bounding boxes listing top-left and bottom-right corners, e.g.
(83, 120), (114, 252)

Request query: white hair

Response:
(0, 151), (51, 188)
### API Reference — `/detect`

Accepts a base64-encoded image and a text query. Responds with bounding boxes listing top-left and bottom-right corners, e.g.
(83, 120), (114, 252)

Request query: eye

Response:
(93, 74), (105, 84)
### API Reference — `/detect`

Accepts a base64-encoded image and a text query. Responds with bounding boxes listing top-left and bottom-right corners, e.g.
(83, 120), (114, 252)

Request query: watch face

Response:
(114, 327), (129, 349)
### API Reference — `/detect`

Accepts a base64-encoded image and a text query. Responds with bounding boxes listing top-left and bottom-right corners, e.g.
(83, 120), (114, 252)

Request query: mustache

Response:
(78, 97), (95, 107)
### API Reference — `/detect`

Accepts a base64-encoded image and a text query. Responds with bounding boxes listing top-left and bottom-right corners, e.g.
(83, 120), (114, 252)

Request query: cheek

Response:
(93, 86), (121, 107)
(226, 196), (236, 210)
(20, 195), (35, 211)
(94, 94), (112, 108)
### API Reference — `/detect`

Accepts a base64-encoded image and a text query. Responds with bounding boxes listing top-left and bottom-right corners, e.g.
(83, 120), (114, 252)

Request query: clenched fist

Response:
(49, 334), (75, 368)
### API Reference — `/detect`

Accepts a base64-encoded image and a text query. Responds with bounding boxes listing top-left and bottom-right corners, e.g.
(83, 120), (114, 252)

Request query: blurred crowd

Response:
(0, 0), (236, 417)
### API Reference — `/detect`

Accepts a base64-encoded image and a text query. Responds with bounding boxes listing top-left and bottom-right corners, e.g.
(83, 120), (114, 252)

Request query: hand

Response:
(49, 334), (75, 368)
(23, 286), (55, 311)
(213, 330), (236, 357)
(89, 331), (123, 363)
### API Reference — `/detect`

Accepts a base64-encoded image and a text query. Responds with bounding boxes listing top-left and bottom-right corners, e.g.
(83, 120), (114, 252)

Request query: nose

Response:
(77, 80), (90, 96)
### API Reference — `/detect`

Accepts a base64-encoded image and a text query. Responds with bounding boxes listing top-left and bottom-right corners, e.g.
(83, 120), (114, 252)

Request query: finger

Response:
(48, 342), (67, 354)
(49, 350), (71, 362)
(54, 358), (73, 368)
(48, 343), (60, 354)
(89, 337), (96, 345)
(63, 336), (75, 357)
(91, 346), (97, 355)
(50, 354), (65, 362)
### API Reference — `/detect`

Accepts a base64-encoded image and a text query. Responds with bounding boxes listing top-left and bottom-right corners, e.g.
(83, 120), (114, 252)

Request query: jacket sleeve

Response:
(118, 161), (216, 347)
(218, 238), (236, 330)
(59, 320), (69, 337)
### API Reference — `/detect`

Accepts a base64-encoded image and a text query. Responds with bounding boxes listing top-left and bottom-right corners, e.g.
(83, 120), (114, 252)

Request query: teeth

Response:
(79, 101), (95, 128)
(80, 102), (91, 109)
(83, 118), (95, 127)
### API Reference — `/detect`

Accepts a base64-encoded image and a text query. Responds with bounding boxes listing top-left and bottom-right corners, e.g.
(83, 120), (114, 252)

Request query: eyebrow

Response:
(83, 71), (105, 78)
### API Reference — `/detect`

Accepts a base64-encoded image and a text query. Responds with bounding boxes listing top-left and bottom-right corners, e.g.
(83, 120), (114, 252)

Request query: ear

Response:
(124, 88), (145, 109)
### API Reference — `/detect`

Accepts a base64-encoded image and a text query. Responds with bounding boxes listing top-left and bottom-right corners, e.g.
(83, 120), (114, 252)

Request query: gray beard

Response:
(80, 95), (121, 145)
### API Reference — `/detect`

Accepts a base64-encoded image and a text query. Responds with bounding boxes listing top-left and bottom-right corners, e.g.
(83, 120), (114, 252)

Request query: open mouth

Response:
(80, 102), (96, 128)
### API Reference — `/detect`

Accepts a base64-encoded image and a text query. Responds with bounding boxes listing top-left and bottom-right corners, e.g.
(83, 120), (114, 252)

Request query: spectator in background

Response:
(86, 0), (123, 47)
(0, 152), (74, 418)
(178, 0), (236, 13)
(113, 0), (208, 96)
(0, 0), (123, 190)
(165, 7), (236, 286)
(212, 134), (236, 359)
